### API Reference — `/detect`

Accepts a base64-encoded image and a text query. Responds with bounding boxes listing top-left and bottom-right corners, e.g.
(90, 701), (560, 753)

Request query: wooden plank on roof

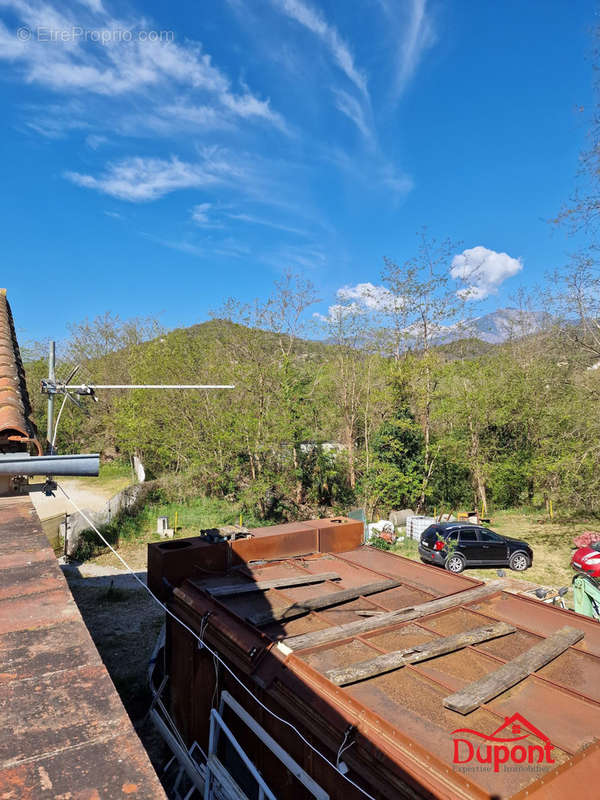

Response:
(247, 579), (401, 626)
(195, 571), (341, 597)
(443, 625), (584, 715)
(326, 621), (515, 686)
(282, 579), (507, 651)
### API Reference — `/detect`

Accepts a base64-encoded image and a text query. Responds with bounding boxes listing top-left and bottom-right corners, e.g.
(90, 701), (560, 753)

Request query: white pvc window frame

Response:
(205, 690), (329, 800)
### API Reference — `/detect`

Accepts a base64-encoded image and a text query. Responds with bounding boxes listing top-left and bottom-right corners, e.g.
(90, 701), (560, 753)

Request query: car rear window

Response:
(421, 525), (441, 543)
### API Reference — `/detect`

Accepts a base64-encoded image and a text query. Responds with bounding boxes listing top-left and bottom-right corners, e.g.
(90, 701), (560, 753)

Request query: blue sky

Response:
(0, 0), (594, 342)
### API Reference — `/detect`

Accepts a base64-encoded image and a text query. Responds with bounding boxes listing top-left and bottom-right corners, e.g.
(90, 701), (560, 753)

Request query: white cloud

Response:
(314, 302), (364, 323)
(450, 246), (523, 300)
(273, 0), (368, 96)
(337, 282), (399, 312)
(65, 155), (226, 201)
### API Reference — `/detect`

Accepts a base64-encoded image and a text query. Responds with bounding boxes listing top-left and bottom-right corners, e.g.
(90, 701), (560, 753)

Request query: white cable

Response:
(51, 393), (69, 448)
(336, 728), (352, 768)
(56, 483), (376, 800)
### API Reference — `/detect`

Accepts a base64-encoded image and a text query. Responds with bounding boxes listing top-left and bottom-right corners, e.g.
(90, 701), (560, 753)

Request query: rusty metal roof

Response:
(0, 290), (41, 454)
(0, 495), (166, 798)
(155, 520), (600, 800)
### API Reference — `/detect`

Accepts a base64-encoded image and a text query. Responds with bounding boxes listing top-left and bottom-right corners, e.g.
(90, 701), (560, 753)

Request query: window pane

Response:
(459, 527), (477, 541)
(479, 529), (501, 541)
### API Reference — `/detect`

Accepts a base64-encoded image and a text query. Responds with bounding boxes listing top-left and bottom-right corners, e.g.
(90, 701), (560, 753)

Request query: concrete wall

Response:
(60, 483), (145, 556)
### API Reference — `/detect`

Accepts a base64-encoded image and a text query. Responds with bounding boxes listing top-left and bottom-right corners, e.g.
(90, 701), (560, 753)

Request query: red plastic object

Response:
(572, 545), (600, 578)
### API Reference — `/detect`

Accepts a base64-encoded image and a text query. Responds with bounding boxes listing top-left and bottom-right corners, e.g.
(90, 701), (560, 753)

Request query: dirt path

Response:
(30, 476), (131, 520)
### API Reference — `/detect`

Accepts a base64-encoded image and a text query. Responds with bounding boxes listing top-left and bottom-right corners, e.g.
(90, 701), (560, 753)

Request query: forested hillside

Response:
(22, 257), (600, 523)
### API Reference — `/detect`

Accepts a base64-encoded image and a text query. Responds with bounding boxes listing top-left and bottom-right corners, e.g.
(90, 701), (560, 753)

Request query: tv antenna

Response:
(41, 341), (235, 454)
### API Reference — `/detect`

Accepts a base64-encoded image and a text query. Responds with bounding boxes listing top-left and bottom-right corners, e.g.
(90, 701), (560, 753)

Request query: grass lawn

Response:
(82, 503), (599, 607)
(78, 459), (135, 494)
(85, 495), (266, 570)
(390, 509), (600, 609)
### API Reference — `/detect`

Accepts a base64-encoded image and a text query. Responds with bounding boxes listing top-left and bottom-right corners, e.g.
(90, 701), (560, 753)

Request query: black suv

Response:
(418, 522), (533, 573)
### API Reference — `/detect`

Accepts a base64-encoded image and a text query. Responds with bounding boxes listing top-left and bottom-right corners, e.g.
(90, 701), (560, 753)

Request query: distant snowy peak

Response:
(412, 308), (547, 346)
(467, 308), (547, 343)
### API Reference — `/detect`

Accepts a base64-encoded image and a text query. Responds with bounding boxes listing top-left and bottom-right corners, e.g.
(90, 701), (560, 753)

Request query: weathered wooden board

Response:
(283, 579), (508, 651)
(196, 572), (340, 597)
(326, 622), (515, 685)
(443, 625), (584, 714)
(247, 579), (401, 626)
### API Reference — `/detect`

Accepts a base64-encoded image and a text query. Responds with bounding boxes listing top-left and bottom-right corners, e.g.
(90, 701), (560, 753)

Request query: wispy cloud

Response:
(322, 146), (413, 198)
(142, 233), (207, 257)
(86, 133), (107, 149)
(145, 230), (253, 260)
(227, 212), (308, 236)
(379, 0), (436, 98)
(333, 88), (373, 143)
(21, 100), (90, 139)
(0, 0), (284, 129)
(191, 202), (226, 228)
(262, 243), (327, 272)
(65, 155), (230, 201)
(272, 0), (368, 97)
(191, 202), (213, 225)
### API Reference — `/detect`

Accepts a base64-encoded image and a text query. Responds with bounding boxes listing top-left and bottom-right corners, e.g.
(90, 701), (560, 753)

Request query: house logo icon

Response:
(452, 713), (555, 772)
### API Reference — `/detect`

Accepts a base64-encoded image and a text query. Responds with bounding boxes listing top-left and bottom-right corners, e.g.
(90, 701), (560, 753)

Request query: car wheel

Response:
(509, 552), (530, 571)
(445, 554), (466, 573)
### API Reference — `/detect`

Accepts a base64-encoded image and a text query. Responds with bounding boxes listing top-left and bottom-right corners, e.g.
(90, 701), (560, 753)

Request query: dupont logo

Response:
(452, 713), (555, 773)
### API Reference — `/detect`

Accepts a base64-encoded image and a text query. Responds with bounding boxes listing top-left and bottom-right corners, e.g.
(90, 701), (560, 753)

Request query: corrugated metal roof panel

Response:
(153, 520), (600, 799)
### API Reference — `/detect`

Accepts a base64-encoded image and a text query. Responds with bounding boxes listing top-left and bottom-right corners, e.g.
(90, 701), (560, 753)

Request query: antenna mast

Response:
(46, 341), (56, 455)
(41, 340), (234, 450)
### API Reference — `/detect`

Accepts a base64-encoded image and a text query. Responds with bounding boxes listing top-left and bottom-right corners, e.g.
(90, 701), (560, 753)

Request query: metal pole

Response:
(46, 341), (55, 454)
(77, 384), (235, 390)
